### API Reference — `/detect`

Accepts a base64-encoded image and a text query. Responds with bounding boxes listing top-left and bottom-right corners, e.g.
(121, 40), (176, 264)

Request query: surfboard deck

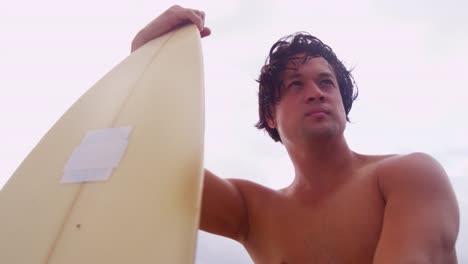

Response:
(0, 25), (204, 263)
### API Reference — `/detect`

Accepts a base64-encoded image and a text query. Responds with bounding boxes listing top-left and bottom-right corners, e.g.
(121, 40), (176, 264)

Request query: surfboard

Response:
(0, 25), (204, 263)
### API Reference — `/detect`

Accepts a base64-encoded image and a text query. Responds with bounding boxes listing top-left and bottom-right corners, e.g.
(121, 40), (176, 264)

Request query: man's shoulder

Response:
(368, 154), (459, 263)
(226, 178), (286, 213)
(361, 151), (438, 167)
(369, 152), (450, 198)
(372, 152), (443, 176)
(227, 178), (276, 198)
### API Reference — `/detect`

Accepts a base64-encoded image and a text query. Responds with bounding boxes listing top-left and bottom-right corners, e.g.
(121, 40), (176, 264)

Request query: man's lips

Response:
(305, 108), (329, 116)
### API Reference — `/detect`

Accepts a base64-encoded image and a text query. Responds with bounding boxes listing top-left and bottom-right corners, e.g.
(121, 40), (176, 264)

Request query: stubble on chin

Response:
(301, 121), (341, 142)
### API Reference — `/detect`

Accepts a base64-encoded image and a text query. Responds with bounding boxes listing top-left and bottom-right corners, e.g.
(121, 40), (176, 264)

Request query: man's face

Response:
(267, 54), (347, 145)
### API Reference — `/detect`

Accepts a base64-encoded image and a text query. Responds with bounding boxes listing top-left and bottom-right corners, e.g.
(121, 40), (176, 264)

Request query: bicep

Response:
(199, 169), (249, 242)
(373, 153), (459, 263)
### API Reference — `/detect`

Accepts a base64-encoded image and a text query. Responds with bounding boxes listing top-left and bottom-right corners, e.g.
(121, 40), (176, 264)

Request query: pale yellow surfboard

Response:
(0, 25), (204, 263)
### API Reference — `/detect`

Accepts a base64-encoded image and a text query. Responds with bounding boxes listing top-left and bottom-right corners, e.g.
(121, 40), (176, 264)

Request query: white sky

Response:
(1, 0), (467, 263)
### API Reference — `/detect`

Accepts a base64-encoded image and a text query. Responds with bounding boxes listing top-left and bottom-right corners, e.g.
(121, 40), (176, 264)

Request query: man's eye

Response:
(320, 79), (334, 87)
(288, 81), (303, 88)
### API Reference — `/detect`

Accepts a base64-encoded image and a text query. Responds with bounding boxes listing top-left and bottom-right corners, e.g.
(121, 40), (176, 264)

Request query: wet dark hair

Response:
(255, 32), (358, 142)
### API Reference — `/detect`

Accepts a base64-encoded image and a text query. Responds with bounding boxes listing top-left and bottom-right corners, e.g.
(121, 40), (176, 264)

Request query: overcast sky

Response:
(1, 0), (467, 263)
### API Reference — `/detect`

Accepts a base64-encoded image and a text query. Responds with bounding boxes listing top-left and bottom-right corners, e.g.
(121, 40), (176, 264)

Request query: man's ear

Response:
(266, 111), (277, 129)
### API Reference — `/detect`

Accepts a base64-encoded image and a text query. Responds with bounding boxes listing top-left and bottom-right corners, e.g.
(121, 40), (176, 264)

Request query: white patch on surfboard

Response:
(61, 126), (132, 183)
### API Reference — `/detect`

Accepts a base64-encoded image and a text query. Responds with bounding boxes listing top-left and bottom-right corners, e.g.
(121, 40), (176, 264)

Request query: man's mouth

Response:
(305, 108), (328, 117)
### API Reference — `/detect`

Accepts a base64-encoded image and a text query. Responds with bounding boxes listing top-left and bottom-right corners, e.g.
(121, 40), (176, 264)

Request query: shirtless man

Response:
(131, 5), (460, 263)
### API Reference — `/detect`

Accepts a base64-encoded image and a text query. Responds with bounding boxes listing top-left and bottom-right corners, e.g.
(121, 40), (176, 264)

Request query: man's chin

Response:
(303, 125), (339, 140)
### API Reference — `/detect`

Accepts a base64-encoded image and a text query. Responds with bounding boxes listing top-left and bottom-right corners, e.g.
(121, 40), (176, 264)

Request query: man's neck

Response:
(284, 135), (357, 202)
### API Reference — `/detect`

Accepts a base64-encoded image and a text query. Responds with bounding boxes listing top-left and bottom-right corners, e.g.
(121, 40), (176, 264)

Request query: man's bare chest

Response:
(244, 175), (385, 263)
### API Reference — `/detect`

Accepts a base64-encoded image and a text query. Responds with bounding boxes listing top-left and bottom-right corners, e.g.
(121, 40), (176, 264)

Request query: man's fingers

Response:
(185, 8), (205, 32)
(201, 27), (211, 38)
(131, 6), (210, 52)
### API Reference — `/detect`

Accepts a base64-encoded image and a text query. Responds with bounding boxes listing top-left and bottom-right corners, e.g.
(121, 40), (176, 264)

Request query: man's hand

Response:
(131, 5), (211, 52)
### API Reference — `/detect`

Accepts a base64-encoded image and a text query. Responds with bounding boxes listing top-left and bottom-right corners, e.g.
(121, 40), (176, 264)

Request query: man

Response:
(132, 5), (459, 263)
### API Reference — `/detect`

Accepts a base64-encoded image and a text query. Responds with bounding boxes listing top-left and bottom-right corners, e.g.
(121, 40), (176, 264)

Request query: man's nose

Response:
(305, 82), (325, 103)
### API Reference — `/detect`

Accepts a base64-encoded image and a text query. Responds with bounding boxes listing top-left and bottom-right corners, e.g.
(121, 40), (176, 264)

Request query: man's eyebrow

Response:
(284, 72), (302, 79)
(284, 72), (336, 80)
(318, 72), (336, 79)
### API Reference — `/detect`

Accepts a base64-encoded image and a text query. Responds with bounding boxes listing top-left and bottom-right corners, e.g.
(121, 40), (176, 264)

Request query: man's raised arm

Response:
(201, 170), (250, 242)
